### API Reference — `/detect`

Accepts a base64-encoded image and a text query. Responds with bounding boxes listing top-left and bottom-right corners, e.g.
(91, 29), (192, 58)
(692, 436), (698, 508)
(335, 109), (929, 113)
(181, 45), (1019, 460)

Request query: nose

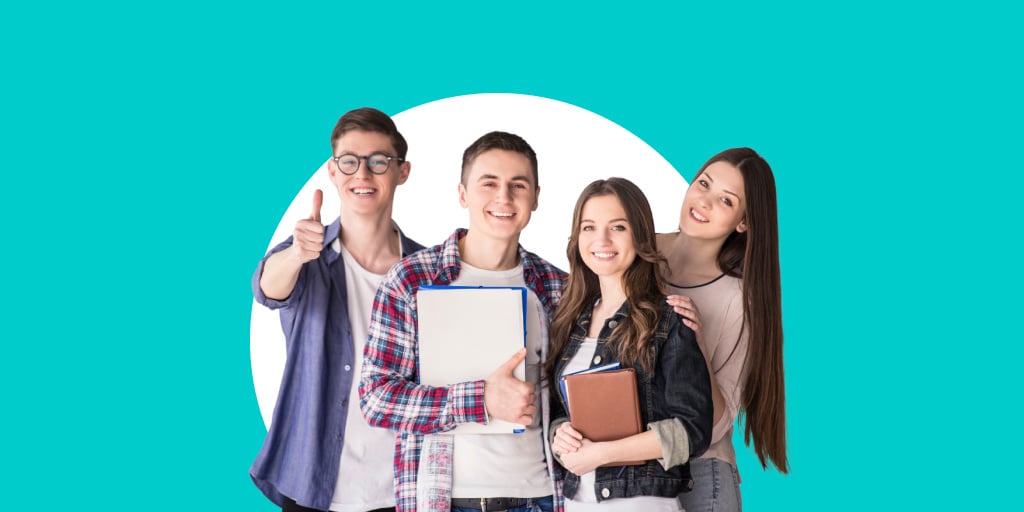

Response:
(496, 183), (513, 202)
(695, 192), (711, 209)
(354, 158), (375, 177)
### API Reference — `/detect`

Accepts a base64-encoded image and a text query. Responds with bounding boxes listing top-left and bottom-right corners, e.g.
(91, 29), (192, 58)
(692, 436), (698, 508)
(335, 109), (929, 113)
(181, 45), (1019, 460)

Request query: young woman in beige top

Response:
(657, 148), (788, 511)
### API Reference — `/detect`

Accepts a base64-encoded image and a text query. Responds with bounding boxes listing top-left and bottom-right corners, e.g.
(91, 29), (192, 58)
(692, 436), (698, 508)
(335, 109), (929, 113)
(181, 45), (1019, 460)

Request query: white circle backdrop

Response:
(250, 93), (690, 428)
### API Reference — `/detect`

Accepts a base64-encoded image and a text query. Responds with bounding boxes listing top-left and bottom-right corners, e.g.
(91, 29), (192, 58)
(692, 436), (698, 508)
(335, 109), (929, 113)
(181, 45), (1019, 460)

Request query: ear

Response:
(532, 185), (541, 211)
(458, 182), (469, 208)
(396, 160), (411, 185)
(327, 157), (338, 179)
(736, 218), (748, 233)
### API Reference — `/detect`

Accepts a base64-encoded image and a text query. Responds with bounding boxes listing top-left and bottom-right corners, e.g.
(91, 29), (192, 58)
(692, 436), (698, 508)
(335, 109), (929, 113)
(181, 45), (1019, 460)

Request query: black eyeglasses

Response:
(331, 152), (404, 175)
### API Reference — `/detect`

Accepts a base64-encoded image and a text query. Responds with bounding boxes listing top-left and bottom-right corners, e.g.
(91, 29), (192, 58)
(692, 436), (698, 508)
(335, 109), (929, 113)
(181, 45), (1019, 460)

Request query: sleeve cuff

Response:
(252, 247), (302, 309)
(648, 417), (691, 470)
(448, 380), (487, 425)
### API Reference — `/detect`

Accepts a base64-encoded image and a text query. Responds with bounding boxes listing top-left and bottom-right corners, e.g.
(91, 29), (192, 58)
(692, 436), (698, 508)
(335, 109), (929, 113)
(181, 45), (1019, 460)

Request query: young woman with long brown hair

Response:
(546, 177), (713, 511)
(658, 148), (788, 511)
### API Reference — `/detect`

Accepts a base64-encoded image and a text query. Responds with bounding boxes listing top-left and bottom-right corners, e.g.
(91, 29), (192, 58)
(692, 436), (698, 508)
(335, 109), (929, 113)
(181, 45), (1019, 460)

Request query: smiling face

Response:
(458, 148), (539, 243)
(329, 129), (410, 216)
(578, 194), (637, 281)
(678, 160), (747, 241)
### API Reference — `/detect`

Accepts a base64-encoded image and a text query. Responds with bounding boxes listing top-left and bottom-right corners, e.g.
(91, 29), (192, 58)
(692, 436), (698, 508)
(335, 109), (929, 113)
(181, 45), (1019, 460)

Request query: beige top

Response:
(666, 274), (747, 471)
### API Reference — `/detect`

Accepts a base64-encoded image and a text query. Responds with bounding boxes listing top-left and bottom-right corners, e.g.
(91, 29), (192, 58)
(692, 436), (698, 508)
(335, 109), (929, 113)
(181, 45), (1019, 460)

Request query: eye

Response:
(722, 197), (734, 207)
(698, 179), (709, 188)
(514, 183), (528, 190)
(581, 225), (594, 232)
(611, 224), (627, 231)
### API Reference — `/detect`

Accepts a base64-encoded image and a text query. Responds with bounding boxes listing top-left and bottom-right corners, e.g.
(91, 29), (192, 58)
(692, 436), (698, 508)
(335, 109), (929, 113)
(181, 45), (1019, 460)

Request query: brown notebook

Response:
(562, 368), (645, 466)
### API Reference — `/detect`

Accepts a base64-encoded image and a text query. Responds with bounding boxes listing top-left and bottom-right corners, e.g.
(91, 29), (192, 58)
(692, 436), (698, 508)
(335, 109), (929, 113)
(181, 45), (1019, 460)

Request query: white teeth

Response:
(352, 188), (375, 195)
(491, 211), (514, 218)
(593, 252), (616, 258)
(690, 208), (708, 222)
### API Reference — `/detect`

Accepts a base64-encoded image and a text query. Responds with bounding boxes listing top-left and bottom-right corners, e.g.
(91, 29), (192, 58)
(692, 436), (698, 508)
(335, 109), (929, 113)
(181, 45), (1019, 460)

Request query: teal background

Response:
(2, 1), (1020, 510)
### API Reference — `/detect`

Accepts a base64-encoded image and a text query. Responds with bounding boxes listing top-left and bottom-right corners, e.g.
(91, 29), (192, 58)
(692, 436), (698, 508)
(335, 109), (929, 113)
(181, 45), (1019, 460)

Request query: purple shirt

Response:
(250, 218), (423, 511)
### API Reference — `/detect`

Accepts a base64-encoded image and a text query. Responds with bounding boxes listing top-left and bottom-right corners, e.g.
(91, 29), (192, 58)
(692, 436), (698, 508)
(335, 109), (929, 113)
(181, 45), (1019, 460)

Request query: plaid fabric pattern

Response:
(359, 229), (566, 512)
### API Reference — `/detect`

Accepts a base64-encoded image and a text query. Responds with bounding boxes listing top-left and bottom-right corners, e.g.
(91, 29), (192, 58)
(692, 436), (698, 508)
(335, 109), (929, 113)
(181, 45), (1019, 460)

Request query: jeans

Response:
(451, 495), (554, 512)
(677, 458), (741, 512)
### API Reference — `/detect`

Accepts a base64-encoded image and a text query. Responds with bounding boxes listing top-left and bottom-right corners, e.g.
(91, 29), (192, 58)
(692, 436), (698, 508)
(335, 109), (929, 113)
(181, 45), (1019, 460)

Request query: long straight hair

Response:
(544, 178), (667, 388)
(697, 148), (788, 473)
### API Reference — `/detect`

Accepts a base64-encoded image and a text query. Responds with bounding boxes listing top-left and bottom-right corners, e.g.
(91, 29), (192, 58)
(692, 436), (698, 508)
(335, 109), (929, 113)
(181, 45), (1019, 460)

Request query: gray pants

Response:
(677, 458), (741, 512)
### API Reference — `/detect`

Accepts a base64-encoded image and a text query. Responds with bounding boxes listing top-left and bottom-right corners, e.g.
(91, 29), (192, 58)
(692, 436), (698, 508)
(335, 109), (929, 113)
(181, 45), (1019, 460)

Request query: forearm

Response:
(598, 430), (662, 464)
(259, 247), (304, 300)
(359, 369), (487, 434)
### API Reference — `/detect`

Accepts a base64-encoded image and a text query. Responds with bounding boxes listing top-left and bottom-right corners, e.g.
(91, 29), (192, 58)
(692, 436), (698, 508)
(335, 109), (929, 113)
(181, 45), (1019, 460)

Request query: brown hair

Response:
(460, 131), (538, 186)
(696, 147), (788, 473)
(329, 107), (408, 159)
(544, 178), (666, 387)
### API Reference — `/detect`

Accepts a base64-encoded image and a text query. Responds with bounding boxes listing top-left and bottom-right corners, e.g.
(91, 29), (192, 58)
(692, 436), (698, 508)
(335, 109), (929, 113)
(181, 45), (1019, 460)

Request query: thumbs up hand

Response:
(484, 348), (537, 425)
(291, 189), (325, 264)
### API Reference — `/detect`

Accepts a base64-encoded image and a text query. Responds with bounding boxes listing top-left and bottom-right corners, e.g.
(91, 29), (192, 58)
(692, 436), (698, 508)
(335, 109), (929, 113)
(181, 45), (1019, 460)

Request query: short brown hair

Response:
(460, 131), (538, 186)
(329, 107), (408, 159)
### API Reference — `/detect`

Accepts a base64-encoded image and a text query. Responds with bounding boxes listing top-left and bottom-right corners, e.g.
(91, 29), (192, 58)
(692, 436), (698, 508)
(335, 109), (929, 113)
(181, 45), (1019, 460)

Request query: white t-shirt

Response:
(329, 240), (397, 512)
(561, 338), (681, 512)
(450, 261), (553, 499)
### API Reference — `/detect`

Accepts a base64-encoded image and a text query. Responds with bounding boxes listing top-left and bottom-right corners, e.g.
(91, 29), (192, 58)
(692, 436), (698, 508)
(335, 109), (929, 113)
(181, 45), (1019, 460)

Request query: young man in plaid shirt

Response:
(360, 131), (567, 512)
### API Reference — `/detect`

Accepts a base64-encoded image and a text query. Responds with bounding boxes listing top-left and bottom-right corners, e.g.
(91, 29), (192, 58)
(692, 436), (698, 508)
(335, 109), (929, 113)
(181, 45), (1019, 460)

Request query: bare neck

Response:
(587, 276), (627, 337)
(459, 230), (521, 271)
(658, 231), (725, 287)
(597, 277), (627, 315)
(338, 209), (402, 275)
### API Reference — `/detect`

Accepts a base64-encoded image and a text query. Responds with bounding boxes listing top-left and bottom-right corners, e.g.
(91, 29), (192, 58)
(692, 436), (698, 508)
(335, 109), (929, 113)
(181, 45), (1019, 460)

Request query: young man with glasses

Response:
(250, 107), (424, 512)
(360, 131), (567, 512)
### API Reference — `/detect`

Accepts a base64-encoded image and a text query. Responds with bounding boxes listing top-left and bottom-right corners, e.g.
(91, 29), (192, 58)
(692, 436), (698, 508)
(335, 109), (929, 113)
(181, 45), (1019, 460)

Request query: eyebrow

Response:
(476, 174), (534, 184)
(336, 146), (396, 155)
(580, 217), (628, 223)
(703, 171), (742, 201)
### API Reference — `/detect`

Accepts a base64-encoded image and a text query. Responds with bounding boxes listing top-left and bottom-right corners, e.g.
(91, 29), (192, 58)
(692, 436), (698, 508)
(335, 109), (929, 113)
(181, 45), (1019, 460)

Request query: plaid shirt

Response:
(359, 229), (566, 512)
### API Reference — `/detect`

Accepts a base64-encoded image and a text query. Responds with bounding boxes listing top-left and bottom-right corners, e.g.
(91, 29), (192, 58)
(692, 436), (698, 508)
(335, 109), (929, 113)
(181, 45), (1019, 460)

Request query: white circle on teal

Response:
(250, 93), (689, 427)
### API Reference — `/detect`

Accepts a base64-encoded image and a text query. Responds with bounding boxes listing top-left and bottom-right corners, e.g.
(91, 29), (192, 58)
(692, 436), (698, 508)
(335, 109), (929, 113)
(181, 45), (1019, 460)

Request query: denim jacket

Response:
(550, 298), (713, 502)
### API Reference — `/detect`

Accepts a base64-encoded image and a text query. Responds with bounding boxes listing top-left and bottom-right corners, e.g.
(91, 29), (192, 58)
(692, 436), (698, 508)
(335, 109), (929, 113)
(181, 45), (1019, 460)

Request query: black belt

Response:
(450, 497), (536, 511)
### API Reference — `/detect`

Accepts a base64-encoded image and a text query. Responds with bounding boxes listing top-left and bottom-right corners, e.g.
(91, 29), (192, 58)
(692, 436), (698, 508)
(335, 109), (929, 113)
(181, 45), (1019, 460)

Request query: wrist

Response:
(595, 442), (613, 466)
(285, 245), (307, 264)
